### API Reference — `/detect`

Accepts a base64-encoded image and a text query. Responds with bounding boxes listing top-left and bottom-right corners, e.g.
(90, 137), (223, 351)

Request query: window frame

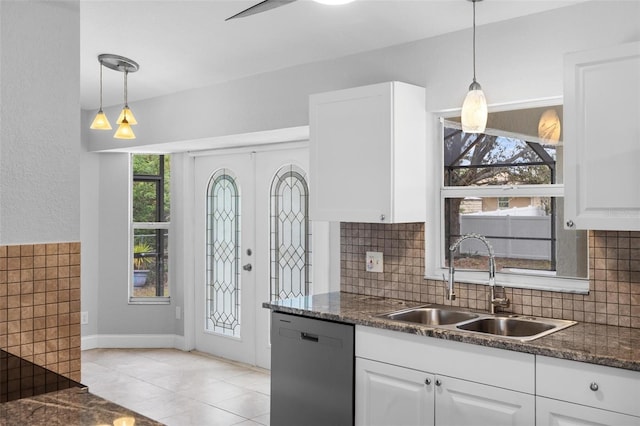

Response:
(425, 100), (589, 294)
(129, 154), (171, 304)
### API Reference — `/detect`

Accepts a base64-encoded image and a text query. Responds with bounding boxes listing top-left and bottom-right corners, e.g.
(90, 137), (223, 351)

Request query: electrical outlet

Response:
(366, 251), (384, 273)
(81, 311), (89, 325)
(176, 306), (181, 320)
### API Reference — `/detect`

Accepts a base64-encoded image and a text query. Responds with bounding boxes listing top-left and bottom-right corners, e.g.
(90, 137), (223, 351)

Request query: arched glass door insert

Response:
(206, 169), (241, 337)
(270, 165), (311, 301)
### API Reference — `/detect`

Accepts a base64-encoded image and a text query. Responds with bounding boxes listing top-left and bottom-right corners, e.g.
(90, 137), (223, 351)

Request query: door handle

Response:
(242, 263), (252, 271)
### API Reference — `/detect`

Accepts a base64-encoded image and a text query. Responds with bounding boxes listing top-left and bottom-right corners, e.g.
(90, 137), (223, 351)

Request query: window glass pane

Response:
(133, 181), (158, 222)
(270, 165), (311, 301)
(133, 154), (160, 175)
(444, 196), (587, 278)
(444, 131), (557, 187)
(132, 229), (169, 297)
(206, 169), (241, 337)
(163, 155), (171, 221)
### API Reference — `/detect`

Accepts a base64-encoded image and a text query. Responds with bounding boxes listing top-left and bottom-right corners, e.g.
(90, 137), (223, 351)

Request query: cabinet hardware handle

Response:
(425, 378), (431, 385)
(566, 220), (575, 228)
(590, 382), (599, 392)
(435, 379), (442, 387)
(380, 214), (386, 221)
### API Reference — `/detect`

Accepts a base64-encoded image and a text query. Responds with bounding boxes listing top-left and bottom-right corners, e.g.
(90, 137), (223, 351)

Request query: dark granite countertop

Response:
(263, 291), (640, 371)
(0, 387), (163, 426)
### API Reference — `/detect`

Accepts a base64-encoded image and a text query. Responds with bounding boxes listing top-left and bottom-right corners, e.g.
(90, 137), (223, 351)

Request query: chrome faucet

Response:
(447, 233), (509, 314)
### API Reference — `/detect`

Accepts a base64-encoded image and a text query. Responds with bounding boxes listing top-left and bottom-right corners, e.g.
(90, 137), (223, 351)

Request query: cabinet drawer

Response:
(536, 396), (640, 426)
(536, 356), (640, 417)
(356, 326), (534, 394)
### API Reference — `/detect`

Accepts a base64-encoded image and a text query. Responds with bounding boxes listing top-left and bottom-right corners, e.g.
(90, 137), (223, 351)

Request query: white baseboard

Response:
(81, 334), (190, 351)
(81, 334), (99, 350)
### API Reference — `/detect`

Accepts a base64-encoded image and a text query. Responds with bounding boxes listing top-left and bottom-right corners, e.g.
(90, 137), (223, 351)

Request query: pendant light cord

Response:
(124, 70), (129, 109)
(472, 0), (477, 83)
(123, 70), (129, 121)
(99, 62), (104, 111)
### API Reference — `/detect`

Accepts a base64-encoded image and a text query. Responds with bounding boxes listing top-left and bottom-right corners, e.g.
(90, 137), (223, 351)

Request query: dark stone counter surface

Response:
(0, 387), (163, 426)
(263, 291), (640, 371)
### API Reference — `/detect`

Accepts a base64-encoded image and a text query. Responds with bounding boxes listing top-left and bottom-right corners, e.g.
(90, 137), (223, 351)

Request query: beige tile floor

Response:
(81, 348), (271, 426)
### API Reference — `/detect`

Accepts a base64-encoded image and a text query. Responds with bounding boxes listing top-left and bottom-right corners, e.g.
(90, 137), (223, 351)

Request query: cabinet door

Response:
(355, 357), (434, 426)
(536, 396), (640, 426)
(435, 375), (534, 426)
(564, 41), (640, 230)
(309, 81), (425, 223)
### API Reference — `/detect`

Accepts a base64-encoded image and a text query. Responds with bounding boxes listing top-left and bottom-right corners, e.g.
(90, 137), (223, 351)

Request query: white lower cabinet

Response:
(356, 358), (434, 426)
(436, 375), (534, 426)
(355, 326), (535, 426)
(536, 356), (640, 425)
(536, 396), (640, 426)
(355, 357), (533, 426)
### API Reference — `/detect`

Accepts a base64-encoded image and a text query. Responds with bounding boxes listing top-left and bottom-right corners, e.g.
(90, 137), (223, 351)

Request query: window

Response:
(427, 105), (589, 293)
(270, 165), (311, 301)
(131, 154), (170, 302)
(497, 197), (510, 209)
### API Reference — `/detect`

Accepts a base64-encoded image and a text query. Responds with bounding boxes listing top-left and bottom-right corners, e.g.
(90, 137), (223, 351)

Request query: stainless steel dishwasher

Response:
(271, 311), (354, 426)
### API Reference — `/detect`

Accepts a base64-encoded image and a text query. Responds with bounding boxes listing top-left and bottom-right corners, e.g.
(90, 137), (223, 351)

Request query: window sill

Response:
(426, 269), (589, 294)
(128, 297), (171, 305)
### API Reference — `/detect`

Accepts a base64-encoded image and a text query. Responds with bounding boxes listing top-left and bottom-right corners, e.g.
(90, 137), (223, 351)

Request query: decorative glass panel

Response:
(206, 169), (241, 337)
(270, 165), (311, 301)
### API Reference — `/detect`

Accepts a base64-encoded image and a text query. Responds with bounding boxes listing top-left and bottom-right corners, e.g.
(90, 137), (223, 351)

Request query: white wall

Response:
(80, 113), (100, 338)
(81, 1), (640, 342)
(0, 1), (80, 245)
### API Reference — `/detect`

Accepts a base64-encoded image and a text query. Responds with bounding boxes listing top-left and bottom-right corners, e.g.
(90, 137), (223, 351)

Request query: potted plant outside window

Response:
(133, 242), (153, 287)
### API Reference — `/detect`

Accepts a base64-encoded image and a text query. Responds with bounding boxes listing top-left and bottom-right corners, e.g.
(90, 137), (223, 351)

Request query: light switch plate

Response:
(366, 251), (384, 273)
(81, 311), (89, 325)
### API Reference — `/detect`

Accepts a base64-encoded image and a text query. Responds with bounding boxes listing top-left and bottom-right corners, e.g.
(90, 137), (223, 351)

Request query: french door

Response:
(193, 145), (312, 368)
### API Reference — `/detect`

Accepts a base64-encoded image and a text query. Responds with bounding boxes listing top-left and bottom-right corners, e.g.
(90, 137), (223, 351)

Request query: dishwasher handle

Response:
(301, 332), (319, 343)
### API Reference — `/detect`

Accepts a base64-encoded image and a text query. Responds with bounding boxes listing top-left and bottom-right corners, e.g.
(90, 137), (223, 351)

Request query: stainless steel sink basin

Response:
(380, 307), (479, 326)
(377, 305), (576, 341)
(456, 316), (576, 341)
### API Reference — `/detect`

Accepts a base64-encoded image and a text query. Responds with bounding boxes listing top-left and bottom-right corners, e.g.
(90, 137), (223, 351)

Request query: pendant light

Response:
(116, 70), (138, 125)
(89, 60), (112, 130)
(538, 109), (562, 143)
(461, 0), (488, 134)
(89, 54), (139, 139)
(114, 69), (136, 139)
(114, 113), (136, 139)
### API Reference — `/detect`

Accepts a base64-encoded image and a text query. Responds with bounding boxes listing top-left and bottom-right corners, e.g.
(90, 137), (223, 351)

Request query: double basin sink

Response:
(379, 305), (576, 342)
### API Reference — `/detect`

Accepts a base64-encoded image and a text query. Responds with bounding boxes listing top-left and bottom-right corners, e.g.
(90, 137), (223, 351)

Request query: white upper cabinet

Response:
(564, 41), (640, 230)
(309, 81), (426, 223)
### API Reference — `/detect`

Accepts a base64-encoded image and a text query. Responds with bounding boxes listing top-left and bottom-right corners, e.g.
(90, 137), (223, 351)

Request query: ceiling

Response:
(80, 0), (585, 110)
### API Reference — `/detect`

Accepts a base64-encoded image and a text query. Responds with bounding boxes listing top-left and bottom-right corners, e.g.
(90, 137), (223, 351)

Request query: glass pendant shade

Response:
(114, 118), (136, 139)
(117, 106), (137, 125)
(90, 110), (112, 130)
(538, 109), (561, 143)
(461, 81), (487, 133)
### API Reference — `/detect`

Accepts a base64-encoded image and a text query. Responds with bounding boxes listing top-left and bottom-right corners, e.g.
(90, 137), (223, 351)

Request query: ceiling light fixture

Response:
(89, 60), (112, 130)
(89, 54), (139, 139)
(461, 0), (487, 134)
